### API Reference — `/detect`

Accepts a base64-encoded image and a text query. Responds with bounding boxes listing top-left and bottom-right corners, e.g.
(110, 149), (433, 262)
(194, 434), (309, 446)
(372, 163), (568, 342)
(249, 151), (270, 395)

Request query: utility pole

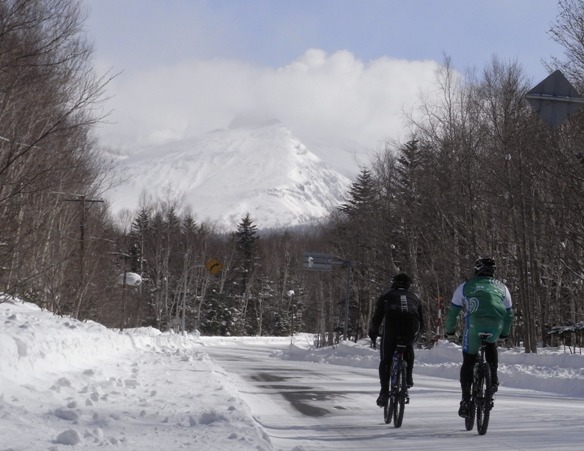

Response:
(62, 194), (104, 317)
(343, 260), (352, 341)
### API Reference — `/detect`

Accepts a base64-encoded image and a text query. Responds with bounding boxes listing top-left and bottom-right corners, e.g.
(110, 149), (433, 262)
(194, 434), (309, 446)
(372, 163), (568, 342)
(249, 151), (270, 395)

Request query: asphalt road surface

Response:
(202, 339), (584, 450)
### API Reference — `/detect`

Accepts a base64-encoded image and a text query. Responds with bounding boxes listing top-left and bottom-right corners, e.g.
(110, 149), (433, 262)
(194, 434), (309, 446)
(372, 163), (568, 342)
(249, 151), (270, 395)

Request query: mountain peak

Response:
(228, 113), (282, 130)
(105, 121), (350, 231)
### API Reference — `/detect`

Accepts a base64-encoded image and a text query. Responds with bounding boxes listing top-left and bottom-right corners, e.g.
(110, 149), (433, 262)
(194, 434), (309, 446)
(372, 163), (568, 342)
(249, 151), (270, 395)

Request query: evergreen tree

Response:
(340, 168), (379, 217)
(233, 213), (261, 334)
(234, 213), (260, 296)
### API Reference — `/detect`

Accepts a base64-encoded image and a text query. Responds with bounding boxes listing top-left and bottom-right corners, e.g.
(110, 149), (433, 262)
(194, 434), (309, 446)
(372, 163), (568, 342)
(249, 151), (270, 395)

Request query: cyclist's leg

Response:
(385, 333), (397, 378)
(459, 351), (476, 416)
(403, 317), (420, 387)
(376, 333), (394, 406)
(461, 324), (481, 381)
(484, 342), (499, 391)
(376, 359), (390, 406)
(405, 345), (414, 387)
(378, 359), (389, 392)
(464, 321), (482, 355)
(457, 318), (479, 416)
(376, 335), (389, 405)
(461, 351), (477, 388)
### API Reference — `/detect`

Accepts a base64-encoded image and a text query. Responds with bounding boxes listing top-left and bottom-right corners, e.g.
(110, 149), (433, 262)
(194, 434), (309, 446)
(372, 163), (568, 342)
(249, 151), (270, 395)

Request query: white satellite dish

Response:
(116, 272), (142, 287)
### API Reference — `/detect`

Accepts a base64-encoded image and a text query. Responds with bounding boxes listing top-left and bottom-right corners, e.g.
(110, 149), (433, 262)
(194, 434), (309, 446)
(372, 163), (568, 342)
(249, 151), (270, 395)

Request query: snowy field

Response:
(1, 298), (583, 450)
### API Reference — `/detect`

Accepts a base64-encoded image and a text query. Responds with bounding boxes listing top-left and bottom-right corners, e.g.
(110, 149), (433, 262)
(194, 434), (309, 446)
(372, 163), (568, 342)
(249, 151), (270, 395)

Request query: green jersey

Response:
(445, 276), (514, 354)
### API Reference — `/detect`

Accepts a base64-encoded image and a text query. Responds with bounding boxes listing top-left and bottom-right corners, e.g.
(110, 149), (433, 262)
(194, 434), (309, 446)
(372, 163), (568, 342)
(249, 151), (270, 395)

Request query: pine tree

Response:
(340, 168), (378, 217)
(233, 213), (261, 333)
(234, 213), (260, 295)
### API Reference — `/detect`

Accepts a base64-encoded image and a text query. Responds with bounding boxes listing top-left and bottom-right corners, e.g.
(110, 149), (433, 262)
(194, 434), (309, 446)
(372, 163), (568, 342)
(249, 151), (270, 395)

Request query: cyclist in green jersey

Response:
(445, 257), (514, 417)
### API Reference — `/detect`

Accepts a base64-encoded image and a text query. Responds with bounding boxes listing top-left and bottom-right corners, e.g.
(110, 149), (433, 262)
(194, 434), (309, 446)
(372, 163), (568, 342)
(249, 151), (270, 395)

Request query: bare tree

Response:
(0, 0), (115, 316)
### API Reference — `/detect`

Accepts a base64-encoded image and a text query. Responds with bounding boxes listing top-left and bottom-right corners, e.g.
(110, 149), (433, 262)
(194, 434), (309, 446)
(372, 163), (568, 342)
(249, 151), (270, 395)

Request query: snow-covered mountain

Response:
(105, 119), (352, 230)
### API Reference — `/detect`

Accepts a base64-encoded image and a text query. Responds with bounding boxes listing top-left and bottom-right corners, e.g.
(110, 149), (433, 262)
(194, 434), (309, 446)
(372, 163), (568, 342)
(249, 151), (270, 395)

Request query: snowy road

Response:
(202, 339), (584, 450)
(3, 300), (583, 450)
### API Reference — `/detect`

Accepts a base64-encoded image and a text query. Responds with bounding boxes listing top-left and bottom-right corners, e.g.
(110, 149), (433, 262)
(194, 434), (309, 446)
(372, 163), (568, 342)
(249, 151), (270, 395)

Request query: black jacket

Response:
(370, 287), (424, 346)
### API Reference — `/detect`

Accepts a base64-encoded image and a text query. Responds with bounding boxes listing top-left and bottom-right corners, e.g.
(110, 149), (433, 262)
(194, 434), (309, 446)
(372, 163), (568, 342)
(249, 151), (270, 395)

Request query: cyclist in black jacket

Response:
(369, 273), (424, 407)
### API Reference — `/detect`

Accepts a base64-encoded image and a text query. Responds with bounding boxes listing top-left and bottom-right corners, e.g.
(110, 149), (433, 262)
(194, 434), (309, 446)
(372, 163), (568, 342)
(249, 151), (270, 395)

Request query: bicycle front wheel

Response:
(476, 362), (493, 435)
(393, 362), (407, 428)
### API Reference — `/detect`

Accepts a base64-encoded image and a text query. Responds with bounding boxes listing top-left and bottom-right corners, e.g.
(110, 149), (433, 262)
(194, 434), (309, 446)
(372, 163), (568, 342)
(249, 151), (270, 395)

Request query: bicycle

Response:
(463, 332), (495, 435)
(383, 339), (409, 427)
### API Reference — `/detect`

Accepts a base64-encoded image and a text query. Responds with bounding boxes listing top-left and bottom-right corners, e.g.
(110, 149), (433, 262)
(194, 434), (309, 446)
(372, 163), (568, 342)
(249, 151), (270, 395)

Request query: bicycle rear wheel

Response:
(476, 362), (493, 435)
(393, 362), (407, 428)
(464, 399), (476, 431)
(383, 396), (393, 424)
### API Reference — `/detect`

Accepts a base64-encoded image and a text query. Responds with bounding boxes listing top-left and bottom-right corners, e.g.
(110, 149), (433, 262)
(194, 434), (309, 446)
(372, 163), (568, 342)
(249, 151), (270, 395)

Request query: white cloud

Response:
(96, 49), (442, 175)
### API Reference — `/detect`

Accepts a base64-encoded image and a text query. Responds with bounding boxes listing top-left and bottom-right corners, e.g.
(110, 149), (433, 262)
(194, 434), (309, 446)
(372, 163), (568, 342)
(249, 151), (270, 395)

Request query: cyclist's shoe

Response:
(407, 374), (414, 388)
(376, 391), (389, 407)
(458, 400), (470, 418)
(491, 374), (499, 393)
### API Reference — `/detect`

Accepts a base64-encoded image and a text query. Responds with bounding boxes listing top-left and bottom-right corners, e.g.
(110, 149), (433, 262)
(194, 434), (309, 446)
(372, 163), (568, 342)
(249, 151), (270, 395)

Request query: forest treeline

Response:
(2, 0), (584, 353)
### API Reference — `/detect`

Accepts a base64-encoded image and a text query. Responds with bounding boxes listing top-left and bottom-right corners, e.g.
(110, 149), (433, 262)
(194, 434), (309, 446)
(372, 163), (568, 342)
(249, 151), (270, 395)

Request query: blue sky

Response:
(83, 0), (564, 175)
(85, 0), (561, 77)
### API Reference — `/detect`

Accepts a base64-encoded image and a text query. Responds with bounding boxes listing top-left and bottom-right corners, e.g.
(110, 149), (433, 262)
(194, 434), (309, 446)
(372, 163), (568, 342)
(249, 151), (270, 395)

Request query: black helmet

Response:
(474, 257), (496, 276)
(391, 273), (412, 289)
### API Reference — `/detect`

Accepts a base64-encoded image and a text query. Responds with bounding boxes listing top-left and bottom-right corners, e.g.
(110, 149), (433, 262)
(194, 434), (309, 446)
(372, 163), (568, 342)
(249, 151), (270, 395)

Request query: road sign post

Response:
(303, 252), (352, 340)
(302, 252), (335, 271)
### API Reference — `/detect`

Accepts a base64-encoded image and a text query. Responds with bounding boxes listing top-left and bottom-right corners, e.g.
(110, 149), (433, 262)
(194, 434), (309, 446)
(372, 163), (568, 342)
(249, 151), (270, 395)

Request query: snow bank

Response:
(0, 300), (134, 382)
(277, 336), (584, 398)
(0, 298), (272, 450)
